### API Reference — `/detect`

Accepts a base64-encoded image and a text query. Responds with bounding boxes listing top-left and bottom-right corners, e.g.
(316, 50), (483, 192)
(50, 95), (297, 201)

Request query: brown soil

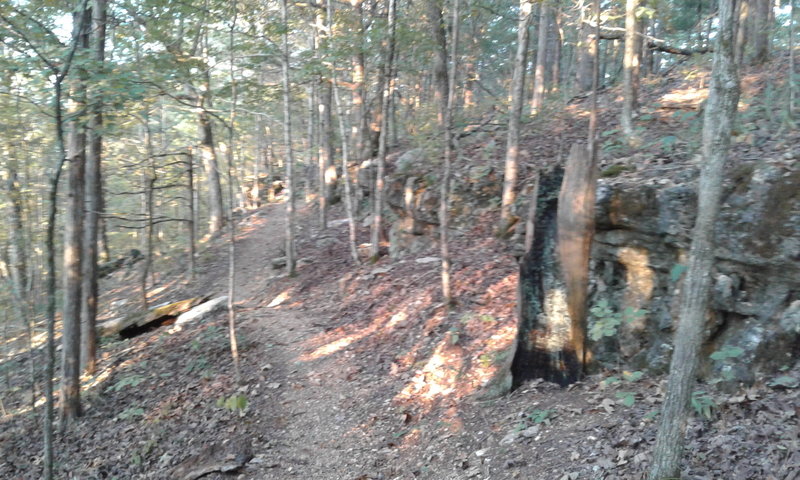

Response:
(2, 55), (798, 480)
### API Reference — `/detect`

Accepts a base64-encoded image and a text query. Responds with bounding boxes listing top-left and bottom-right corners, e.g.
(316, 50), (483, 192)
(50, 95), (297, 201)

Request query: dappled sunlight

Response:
(660, 86), (708, 107)
(267, 290), (292, 308)
(300, 307), (413, 361)
(617, 247), (654, 311)
(395, 337), (464, 409)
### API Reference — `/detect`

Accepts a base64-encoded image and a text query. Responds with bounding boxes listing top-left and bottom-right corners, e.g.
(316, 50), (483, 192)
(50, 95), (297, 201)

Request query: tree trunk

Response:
(61, 6), (91, 424)
(425, 0), (449, 127)
(549, 5), (563, 91)
(319, 78), (335, 228)
(576, 1), (595, 91)
(649, 1), (740, 477)
(186, 150), (196, 278)
(440, 0), (460, 305)
(498, 0), (533, 235)
(81, 0), (106, 376)
(197, 31), (224, 235)
(198, 107), (224, 235)
(620, 0), (638, 139)
(370, 0), (396, 261)
(280, 0), (296, 276)
(750, 0), (771, 64)
(736, 0), (750, 66)
(328, 0), (360, 265)
(530, 2), (549, 115)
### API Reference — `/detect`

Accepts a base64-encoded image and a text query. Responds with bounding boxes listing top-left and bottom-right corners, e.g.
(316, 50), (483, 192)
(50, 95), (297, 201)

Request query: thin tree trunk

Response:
(328, 0), (360, 265)
(186, 150), (196, 278)
(370, 0), (397, 261)
(736, 0), (750, 66)
(61, 5), (91, 425)
(751, 0), (771, 64)
(576, 0), (595, 91)
(588, 0), (600, 157)
(43, 1), (90, 468)
(426, 0), (449, 126)
(649, 1), (740, 477)
(530, 2), (549, 114)
(440, 0), (460, 305)
(140, 121), (156, 310)
(499, 0), (533, 235)
(306, 35), (318, 204)
(227, 1), (241, 383)
(621, 0), (638, 140)
(550, 5), (563, 91)
(320, 78), (336, 226)
(280, 0), (297, 276)
(199, 107), (224, 235)
(81, 0), (106, 376)
(791, 0), (797, 116)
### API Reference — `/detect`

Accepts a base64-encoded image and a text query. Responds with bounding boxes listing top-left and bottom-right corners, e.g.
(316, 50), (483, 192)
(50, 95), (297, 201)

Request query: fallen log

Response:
(96, 297), (207, 337)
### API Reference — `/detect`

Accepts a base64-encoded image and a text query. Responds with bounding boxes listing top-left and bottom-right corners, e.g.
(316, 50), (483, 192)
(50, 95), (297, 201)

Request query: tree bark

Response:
(620, 0), (638, 139)
(576, 1), (595, 91)
(440, 0), (460, 305)
(750, 0), (771, 64)
(280, 0), (296, 276)
(81, 0), (106, 376)
(370, 0), (396, 261)
(530, 2), (549, 115)
(328, 0), (360, 265)
(197, 29), (224, 235)
(61, 5), (91, 424)
(198, 107), (224, 235)
(319, 78), (335, 228)
(425, 0), (449, 127)
(498, 0), (533, 235)
(649, 1), (740, 477)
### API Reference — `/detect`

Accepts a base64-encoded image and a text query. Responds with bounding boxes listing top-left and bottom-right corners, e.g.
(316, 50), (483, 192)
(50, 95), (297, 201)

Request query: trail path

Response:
(191, 203), (412, 479)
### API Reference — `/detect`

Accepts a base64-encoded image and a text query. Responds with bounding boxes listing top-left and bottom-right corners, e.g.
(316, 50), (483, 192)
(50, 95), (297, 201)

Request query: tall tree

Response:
(620, 0), (639, 141)
(530, 1), (549, 115)
(369, 0), (397, 261)
(328, 0), (360, 264)
(499, 0), (534, 235)
(425, 0), (449, 126)
(61, 4), (91, 424)
(649, 1), (741, 477)
(197, 64), (225, 235)
(80, 0), (106, 375)
(440, 0), (461, 305)
(280, 0), (297, 276)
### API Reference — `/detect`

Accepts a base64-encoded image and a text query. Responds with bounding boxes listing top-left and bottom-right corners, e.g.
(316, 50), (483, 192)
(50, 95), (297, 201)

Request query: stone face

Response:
(592, 161), (800, 383)
(384, 147), (798, 385)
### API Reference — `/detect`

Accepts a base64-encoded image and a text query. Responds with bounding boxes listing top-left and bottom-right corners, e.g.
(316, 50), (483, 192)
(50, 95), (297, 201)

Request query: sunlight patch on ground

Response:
(395, 337), (464, 410)
(660, 86), (707, 106)
(267, 290), (291, 308)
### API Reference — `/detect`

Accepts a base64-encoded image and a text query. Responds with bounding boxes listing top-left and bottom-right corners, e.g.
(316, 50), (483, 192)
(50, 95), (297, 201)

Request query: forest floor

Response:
(2, 200), (798, 480)
(2, 55), (799, 479)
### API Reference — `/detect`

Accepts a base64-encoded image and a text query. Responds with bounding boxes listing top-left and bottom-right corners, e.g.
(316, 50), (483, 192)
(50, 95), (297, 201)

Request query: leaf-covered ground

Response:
(1, 55), (798, 479)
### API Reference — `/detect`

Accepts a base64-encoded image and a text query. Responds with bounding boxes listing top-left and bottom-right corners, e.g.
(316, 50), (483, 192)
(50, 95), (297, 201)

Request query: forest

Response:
(0, 0), (798, 478)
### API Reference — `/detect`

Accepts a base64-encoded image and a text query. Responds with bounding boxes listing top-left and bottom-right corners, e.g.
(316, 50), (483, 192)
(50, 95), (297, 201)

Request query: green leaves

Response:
(616, 391), (636, 407)
(588, 299), (648, 341)
(217, 394), (248, 413)
(691, 391), (716, 419)
(709, 346), (744, 362)
(110, 374), (145, 392)
(669, 263), (687, 283)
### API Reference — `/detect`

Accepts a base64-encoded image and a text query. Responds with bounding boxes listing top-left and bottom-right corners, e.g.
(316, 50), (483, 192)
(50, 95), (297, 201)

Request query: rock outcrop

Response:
(384, 146), (799, 385)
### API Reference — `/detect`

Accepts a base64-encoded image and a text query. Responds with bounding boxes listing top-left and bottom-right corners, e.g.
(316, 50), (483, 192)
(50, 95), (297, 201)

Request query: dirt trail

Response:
(203, 203), (402, 478)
